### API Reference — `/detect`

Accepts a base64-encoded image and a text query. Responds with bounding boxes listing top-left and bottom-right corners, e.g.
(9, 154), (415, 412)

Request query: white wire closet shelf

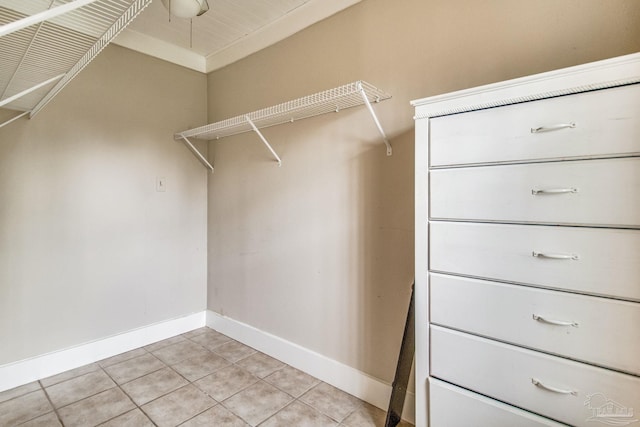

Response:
(175, 80), (393, 171)
(0, 0), (151, 128)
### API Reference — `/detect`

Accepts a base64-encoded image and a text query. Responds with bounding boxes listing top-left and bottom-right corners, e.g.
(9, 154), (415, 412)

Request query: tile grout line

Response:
(173, 331), (290, 426)
(97, 362), (161, 426)
(37, 380), (65, 427)
(139, 330), (234, 426)
(174, 400), (225, 427)
(188, 330), (341, 427)
(105, 332), (230, 425)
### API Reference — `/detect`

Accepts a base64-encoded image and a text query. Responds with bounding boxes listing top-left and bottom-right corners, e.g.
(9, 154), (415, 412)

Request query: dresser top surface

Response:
(411, 52), (640, 119)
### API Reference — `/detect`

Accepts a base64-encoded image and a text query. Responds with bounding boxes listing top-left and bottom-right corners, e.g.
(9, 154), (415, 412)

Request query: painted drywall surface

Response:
(205, 0), (640, 386)
(0, 45), (208, 365)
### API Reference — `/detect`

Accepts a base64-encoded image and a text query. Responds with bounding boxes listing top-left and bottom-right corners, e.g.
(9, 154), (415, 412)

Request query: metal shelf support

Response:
(0, 111), (29, 129)
(357, 81), (392, 156)
(0, 74), (64, 108)
(245, 115), (282, 167)
(179, 134), (214, 172)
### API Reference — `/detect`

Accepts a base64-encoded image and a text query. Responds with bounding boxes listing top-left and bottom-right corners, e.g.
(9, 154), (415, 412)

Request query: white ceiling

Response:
(113, 0), (361, 73)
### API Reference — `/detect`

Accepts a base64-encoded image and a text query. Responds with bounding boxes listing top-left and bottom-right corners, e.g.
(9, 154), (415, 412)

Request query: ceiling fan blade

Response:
(197, 0), (209, 16)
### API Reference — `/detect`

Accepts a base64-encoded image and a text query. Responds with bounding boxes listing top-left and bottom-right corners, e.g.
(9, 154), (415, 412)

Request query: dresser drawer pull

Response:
(530, 122), (576, 133)
(532, 251), (579, 260)
(531, 378), (578, 395)
(532, 314), (579, 327)
(531, 187), (578, 195)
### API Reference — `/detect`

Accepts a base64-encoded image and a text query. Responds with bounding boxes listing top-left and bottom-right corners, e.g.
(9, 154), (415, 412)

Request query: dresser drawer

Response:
(430, 157), (640, 227)
(430, 221), (640, 301)
(430, 326), (640, 427)
(429, 84), (640, 166)
(430, 273), (640, 374)
(430, 378), (568, 427)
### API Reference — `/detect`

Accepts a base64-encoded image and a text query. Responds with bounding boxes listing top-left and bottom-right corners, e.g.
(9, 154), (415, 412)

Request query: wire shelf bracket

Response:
(357, 81), (392, 156)
(0, 0), (153, 118)
(245, 115), (282, 167)
(0, 111), (29, 129)
(178, 134), (214, 172)
(0, 74), (64, 108)
(174, 80), (392, 171)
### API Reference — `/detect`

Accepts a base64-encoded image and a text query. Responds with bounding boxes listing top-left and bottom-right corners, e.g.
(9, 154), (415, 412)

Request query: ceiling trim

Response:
(112, 0), (361, 74)
(113, 28), (207, 73)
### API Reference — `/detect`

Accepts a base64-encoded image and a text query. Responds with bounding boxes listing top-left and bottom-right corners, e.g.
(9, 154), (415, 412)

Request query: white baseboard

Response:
(1, 310), (415, 424)
(206, 310), (415, 424)
(0, 311), (206, 393)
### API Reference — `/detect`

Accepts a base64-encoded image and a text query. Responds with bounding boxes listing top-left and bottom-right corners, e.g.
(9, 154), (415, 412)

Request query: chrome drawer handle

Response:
(532, 251), (579, 260)
(531, 123), (576, 133)
(531, 378), (577, 395)
(532, 314), (579, 327)
(531, 188), (577, 195)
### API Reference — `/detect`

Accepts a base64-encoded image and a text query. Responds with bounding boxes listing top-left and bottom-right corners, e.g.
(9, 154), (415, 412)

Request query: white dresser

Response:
(411, 53), (640, 427)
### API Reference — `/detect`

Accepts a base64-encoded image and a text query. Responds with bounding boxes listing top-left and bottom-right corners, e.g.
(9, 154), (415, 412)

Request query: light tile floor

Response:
(0, 327), (413, 427)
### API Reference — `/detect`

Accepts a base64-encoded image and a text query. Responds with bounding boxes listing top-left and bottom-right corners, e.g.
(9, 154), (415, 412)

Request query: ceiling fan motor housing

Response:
(161, 0), (209, 19)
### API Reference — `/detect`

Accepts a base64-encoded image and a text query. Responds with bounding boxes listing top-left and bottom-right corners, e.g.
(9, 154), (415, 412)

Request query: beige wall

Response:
(0, 45), (208, 365)
(206, 0), (640, 385)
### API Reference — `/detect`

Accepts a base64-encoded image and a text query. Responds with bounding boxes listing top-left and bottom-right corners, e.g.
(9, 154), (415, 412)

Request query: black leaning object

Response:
(385, 282), (415, 427)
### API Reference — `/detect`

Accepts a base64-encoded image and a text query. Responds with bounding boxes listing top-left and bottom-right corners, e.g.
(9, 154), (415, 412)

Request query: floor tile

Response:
(141, 384), (216, 427)
(100, 408), (155, 426)
(236, 352), (285, 379)
(171, 352), (231, 382)
(120, 367), (188, 406)
(194, 365), (259, 402)
(17, 411), (62, 427)
(340, 402), (386, 427)
(103, 353), (166, 384)
(223, 381), (293, 426)
(181, 327), (210, 340)
(260, 400), (338, 427)
(300, 382), (362, 422)
(98, 348), (148, 368)
(187, 329), (233, 350)
(57, 387), (135, 427)
(0, 389), (52, 426)
(213, 340), (257, 363)
(150, 340), (210, 366)
(144, 335), (187, 353)
(46, 370), (116, 408)
(181, 405), (250, 427)
(264, 366), (320, 398)
(0, 381), (40, 404)
(40, 363), (100, 387)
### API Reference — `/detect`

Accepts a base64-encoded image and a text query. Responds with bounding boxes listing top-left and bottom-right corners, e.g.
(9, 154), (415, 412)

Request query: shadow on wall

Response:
(350, 128), (415, 382)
